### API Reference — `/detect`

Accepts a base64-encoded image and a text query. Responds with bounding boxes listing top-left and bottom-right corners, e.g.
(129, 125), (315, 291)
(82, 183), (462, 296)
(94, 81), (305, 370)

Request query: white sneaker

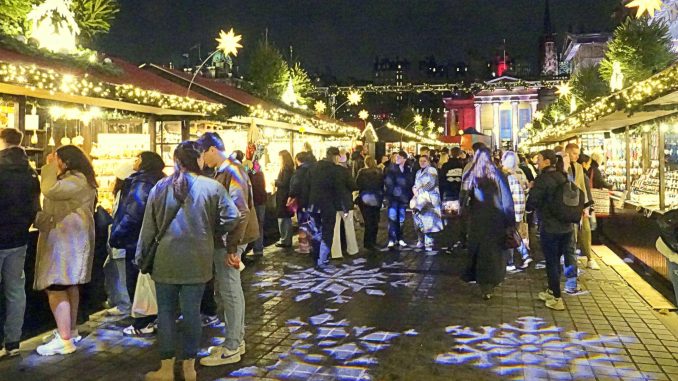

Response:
(36, 333), (76, 356)
(506, 265), (517, 272)
(545, 297), (565, 311)
(200, 346), (241, 366)
(588, 258), (600, 270)
(521, 257), (533, 269)
(208, 341), (246, 356)
(386, 241), (396, 249)
(538, 289), (555, 301)
(105, 306), (128, 316)
(42, 329), (81, 344)
(398, 240), (408, 247)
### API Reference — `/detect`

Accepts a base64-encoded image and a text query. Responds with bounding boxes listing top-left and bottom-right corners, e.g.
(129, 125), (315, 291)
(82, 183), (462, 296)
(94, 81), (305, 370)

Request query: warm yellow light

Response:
(27, 0), (80, 54)
(358, 109), (369, 120)
(533, 111), (544, 121)
(556, 82), (572, 98)
(427, 121), (435, 129)
(314, 100), (327, 114)
(414, 115), (423, 124)
(625, 0), (664, 18)
(347, 91), (362, 106)
(216, 28), (243, 57)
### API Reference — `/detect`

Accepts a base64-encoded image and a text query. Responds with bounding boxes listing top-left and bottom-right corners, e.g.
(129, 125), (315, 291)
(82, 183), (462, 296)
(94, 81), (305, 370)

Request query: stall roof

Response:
(0, 47), (220, 116)
(534, 62), (678, 144)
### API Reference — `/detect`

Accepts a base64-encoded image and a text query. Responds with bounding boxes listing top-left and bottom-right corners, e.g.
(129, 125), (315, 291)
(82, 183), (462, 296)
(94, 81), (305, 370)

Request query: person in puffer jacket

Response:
(109, 151), (166, 336)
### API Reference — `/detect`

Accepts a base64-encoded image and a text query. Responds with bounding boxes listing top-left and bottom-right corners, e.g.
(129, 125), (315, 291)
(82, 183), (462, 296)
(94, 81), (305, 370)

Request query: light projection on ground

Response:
(229, 311), (417, 380)
(435, 316), (645, 380)
(253, 259), (416, 304)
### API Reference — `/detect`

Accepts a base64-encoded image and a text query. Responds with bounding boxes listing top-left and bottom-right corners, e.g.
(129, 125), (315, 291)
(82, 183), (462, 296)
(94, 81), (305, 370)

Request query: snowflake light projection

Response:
(253, 259), (415, 304)
(229, 311), (418, 380)
(435, 317), (645, 380)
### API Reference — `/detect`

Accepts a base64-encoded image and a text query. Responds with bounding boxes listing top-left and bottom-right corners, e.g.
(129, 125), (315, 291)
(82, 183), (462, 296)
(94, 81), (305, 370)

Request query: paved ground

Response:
(1, 213), (678, 381)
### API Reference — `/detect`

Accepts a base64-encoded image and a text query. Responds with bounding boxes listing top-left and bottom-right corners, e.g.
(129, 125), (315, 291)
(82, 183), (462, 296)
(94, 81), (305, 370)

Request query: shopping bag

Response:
(131, 273), (157, 318)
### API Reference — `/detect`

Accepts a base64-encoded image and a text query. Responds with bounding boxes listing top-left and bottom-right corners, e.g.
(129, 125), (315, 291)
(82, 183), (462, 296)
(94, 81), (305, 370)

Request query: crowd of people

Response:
(0, 126), (619, 380)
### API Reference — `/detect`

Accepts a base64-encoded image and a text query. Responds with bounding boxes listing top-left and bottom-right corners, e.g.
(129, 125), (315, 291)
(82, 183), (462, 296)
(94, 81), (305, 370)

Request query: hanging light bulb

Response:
(48, 136), (55, 146)
(30, 132), (38, 145)
(60, 136), (71, 145)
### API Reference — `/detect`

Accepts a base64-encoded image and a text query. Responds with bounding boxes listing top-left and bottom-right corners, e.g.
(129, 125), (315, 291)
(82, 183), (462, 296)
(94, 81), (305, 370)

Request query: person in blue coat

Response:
(383, 150), (414, 249)
(109, 151), (165, 335)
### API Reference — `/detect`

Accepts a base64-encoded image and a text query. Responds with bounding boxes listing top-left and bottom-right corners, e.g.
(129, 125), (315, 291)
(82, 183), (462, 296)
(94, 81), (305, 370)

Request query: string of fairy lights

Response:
(0, 62), (224, 115)
(249, 105), (361, 137)
(525, 62), (678, 145)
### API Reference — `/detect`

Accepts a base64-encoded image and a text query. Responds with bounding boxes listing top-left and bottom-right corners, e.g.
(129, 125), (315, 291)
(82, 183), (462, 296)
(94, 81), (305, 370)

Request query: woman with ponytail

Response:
(137, 141), (240, 381)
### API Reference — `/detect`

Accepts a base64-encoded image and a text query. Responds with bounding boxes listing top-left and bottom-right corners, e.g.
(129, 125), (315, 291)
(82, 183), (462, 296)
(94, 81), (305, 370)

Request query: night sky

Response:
(97, 0), (620, 80)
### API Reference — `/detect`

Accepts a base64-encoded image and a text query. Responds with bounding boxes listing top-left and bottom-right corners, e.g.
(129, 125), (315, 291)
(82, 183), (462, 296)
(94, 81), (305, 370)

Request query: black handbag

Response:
(139, 187), (185, 274)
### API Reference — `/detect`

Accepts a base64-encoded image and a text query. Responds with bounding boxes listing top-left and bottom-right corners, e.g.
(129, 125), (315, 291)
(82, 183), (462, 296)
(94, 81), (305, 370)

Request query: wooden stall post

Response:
(625, 126), (632, 197)
(181, 119), (190, 141)
(148, 115), (157, 153)
(659, 123), (666, 211)
(16, 96), (26, 132)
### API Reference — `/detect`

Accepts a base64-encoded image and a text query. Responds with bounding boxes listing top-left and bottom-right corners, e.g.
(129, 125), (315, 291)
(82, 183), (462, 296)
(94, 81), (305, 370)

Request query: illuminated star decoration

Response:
(358, 109), (369, 120)
(216, 28), (243, 57)
(556, 82), (572, 98)
(347, 91), (362, 106)
(314, 100), (327, 114)
(414, 115), (423, 124)
(533, 110), (544, 121)
(625, 0), (664, 18)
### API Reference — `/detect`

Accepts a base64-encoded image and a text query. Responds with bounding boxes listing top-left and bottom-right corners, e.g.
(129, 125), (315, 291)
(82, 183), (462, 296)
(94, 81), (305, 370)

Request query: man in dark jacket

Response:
(197, 132), (256, 366)
(384, 150), (414, 248)
(0, 129), (40, 358)
(308, 147), (345, 267)
(289, 152), (314, 254)
(351, 145), (366, 179)
(526, 149), (576, 312)
(439, 147), (464, 201)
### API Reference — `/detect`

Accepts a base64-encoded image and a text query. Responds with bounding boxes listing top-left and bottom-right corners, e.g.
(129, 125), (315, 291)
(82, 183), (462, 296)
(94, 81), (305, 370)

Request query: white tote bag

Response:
(131, 273), (157, 318)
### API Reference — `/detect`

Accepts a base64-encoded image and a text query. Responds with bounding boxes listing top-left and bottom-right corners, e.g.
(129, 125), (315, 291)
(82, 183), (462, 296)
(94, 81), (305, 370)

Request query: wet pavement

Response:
(1, 213), (678, 381)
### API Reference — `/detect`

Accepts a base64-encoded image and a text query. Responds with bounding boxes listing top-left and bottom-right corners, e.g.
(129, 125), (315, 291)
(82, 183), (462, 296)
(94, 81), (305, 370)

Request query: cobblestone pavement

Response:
(1, 215), (678, 381)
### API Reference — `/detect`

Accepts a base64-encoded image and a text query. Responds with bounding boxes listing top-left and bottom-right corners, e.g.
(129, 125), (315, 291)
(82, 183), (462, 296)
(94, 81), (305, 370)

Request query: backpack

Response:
(549, 178), (585, 224)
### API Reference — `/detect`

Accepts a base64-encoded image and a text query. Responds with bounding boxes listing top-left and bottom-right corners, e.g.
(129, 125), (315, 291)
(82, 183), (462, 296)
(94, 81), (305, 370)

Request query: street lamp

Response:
(187, 28), (243, 96)
(331, 90), (362, 118)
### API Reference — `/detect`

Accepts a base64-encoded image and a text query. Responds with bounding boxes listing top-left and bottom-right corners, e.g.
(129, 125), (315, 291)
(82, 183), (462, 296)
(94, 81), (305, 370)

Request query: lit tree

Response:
(0, 0), (37, 36)
(288, 62), (314, 105)
(599, 17), (674, 87)
(246, 39), (289, 98)
(70, 0), (119, 43)
(571, 65), (608, 103)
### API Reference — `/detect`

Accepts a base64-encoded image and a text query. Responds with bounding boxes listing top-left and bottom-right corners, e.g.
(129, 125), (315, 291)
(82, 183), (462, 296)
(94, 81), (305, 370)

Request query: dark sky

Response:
(97, 0), (619, 80)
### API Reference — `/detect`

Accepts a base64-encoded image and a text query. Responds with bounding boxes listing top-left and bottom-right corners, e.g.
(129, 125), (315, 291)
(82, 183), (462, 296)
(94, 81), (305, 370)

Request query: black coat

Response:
(526, 167), (574, 235)
(351, 151), (365, 179)
(289, 162), (313, 209)
(337, 164), (357, 211)
(0, 147), (40, 250)
(356, 167), (384, 206)
(109, 170), (165, 253)
(439, 158), (464, 201)
(275, 167), (294, 218)
(309, 159), (346, 213)
(588, 161), (611, 190)
(384, 164), (414, 204)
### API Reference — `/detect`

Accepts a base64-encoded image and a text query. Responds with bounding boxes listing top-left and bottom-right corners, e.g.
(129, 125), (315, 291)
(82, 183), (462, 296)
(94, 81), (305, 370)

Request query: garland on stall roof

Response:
(0, 62), (223, 115)
(525, 63), (678, 146)
(249, 105), (361, 137)
(383, 122), (443, 147)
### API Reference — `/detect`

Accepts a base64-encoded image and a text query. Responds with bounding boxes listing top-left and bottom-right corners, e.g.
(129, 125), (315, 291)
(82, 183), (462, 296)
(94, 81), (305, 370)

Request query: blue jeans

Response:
(0, 246), (26, 344)
(388, 202), (407, 243)
(540, 231), (577, 298)
(506, 242), (530, 266)
(278, 218), (293, 246)
(669, 261), (678, 307)
(213, 247), (245, 351)
(156, 282), (205, 360)
(311, 210), (336, 267)
(252, 205), (266, 255)
(103, 254), (131, 313)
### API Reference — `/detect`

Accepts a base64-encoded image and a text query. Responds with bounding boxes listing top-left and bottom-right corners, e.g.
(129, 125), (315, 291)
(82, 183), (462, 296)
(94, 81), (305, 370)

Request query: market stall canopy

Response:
(142, 63), (360, 137)
(0, 47), (221, 117)
(533, 63), (678, 145)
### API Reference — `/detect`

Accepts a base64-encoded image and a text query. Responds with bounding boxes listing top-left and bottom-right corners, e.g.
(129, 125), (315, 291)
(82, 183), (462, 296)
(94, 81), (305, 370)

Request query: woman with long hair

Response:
(109, 151), (166, 336)
(501, 151), (533, 270)
(35, 145), (97, 356)
(275, 150), (295, 248)
(460, 147), (515, 300)
(138, 141), (239, 381)
(412, 155), (444, 250)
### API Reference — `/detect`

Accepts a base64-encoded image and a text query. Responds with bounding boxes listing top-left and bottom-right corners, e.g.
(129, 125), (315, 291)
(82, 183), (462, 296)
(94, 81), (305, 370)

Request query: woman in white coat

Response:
(34, 145), (97, 356)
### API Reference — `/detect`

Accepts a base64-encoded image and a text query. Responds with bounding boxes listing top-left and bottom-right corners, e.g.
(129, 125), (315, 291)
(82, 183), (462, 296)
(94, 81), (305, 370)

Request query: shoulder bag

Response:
(139, 181), (190, 274)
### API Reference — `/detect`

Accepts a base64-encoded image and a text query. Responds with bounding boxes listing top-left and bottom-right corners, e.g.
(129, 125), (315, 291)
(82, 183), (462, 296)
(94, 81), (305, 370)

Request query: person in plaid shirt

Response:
(502, 151), (533, 270)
